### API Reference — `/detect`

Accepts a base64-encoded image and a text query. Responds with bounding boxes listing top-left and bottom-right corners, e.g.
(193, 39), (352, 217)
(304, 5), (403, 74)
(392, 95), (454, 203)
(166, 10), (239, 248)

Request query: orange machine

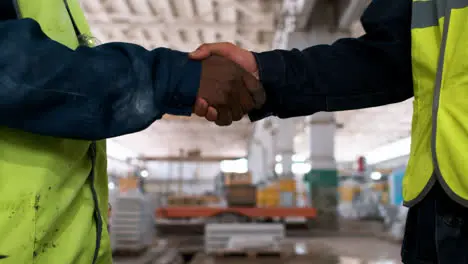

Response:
(158, 173), (315, 222)
(156, 206), (316, 220)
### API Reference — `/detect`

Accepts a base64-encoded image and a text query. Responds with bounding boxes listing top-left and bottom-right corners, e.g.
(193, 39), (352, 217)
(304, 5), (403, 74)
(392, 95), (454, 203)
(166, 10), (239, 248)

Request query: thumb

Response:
(189, 45), (212, 60)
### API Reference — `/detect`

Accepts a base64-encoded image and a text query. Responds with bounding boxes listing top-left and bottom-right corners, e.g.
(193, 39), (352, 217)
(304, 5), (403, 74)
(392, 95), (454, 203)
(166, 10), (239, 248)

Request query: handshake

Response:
(189, 43), (265, 126)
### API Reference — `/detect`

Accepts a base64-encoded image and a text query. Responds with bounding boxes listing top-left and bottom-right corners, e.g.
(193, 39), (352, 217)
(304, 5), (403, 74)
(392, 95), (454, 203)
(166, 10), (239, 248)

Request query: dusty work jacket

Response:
(0, 0), (201, 263)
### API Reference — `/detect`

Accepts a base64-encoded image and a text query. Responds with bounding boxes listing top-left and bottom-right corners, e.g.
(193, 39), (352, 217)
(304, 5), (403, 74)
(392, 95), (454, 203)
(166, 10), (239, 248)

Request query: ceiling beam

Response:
(337, 0), (371, 30)
(87, 16), (275, 31)
(295, 0), (319, 30)
(145, 178), (214, 184)
(195, 0), (217, 43)
(141, 155), (245, 162)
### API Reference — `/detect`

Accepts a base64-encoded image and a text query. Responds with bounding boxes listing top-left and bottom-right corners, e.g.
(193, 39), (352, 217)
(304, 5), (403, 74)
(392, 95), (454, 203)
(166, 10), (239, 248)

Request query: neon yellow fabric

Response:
(404, 1), (468, 205)
(435, 6), (468, 203)
(0, 0), (112, 263)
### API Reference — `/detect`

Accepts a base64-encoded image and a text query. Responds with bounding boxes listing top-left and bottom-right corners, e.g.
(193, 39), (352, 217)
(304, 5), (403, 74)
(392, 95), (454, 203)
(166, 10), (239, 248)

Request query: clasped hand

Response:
(190, 43), (263, 126)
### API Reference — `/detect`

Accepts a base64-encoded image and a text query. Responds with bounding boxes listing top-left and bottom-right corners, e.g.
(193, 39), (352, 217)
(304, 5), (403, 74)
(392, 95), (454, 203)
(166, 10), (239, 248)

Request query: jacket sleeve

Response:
(249, 0), (413, 120)
(0, 18), (201, 140)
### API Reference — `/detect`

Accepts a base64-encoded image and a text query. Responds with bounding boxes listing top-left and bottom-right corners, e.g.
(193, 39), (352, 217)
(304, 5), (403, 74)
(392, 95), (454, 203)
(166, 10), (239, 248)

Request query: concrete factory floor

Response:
(190, 237), (401, 264)
(114, 220), (402, 264)
(114, 236), (401, 264)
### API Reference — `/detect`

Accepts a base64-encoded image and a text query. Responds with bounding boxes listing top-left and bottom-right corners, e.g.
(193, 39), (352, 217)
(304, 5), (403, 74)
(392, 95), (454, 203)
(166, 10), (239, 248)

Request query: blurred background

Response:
(83, 0), (411, 263)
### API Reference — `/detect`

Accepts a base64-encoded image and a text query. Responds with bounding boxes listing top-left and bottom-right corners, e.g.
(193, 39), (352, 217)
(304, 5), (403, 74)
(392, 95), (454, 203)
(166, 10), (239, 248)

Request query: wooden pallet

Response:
(212, 249), (288, 259)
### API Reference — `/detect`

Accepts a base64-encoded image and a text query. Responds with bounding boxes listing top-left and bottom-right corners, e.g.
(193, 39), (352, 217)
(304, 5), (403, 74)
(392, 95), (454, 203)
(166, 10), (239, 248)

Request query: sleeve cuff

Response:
(253, 50), (287, 88)
(248, 51), (287, 121)
(164, 52), (202, 116)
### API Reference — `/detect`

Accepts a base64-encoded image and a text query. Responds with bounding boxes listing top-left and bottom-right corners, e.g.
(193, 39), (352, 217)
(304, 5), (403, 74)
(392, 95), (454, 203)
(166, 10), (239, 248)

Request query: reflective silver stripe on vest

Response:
(412, 0), (468, 29)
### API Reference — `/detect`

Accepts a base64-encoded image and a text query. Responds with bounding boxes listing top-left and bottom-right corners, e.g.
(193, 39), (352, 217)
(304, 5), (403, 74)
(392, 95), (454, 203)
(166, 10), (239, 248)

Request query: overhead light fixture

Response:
(220, 158), (248, 173)
(292, 163), (311, 174)
(370, 171), (382, 181)
(275, 155), (282, 162)
(275, 163), (283, 174)
(292, 154), (306, 162)
(140, 169), (149, 178)
(365, 136), (411, 164)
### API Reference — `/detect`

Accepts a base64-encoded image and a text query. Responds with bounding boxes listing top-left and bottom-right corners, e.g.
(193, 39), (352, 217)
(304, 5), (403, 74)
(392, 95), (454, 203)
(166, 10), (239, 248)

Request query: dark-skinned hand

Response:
(195, 55), (265, 126)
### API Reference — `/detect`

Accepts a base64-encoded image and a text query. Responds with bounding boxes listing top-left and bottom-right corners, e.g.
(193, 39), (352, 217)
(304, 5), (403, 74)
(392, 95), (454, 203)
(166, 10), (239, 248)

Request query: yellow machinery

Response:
(201, 194), (221, 205)
(223, 173), (301, 208)
(257, 178), (298, 208)
(279, 178), (296, 192)
(263, 183), (280, 207)
(256, 186), (265, 207)
(371, 181), (389, 204)
(278, 178), (296, 207)
(338, 179), (361, 203)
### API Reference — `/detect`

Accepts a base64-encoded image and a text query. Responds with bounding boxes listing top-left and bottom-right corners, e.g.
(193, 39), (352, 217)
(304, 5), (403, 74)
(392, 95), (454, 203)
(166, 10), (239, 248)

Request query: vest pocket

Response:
(0, 194), (36, 263)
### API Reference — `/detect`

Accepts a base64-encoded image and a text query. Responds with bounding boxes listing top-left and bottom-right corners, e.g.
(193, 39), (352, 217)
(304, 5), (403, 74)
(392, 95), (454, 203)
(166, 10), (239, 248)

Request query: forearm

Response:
(0, 19), (200, 140)
(250, 0), (413, 120)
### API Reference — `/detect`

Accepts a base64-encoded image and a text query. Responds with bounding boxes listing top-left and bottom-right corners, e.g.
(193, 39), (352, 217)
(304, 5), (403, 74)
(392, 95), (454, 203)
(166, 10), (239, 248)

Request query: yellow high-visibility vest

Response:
(404, 0), (468, 206)
(0, 0), (112, 263)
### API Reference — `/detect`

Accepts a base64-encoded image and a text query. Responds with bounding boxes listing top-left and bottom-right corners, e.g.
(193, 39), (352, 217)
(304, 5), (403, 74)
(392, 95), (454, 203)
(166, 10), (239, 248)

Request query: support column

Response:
(248, 119), (275, 183)
(284, 0), (350, 230)
(277, 118), (296, 177)
(262, 118), (277, 178)
(306, 112), (338, 230)
(248, 136), (267, 183)
(276, 118), (297, 207)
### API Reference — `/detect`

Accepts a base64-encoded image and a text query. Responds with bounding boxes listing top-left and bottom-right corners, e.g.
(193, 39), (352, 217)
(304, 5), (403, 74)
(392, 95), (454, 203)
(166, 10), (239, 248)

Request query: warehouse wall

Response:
(143, 161), (221, 194)
(107, 158), (133, 176)
(144, 179), (214, 195)
(145, 161), (220, 180)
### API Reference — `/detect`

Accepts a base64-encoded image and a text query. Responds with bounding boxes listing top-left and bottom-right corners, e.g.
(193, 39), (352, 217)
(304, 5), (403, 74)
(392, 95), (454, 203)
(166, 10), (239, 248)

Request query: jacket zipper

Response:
(89, 142), (103, 264)
(12, 0), (21, 18)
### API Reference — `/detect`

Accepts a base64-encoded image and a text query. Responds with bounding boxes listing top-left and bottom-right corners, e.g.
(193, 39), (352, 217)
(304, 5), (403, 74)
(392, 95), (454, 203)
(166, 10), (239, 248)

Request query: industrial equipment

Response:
(156, 170), (315, 228)
(156, 206), (316, 222)
(225, 184), (257, 207)
(224, 172), (252, 185)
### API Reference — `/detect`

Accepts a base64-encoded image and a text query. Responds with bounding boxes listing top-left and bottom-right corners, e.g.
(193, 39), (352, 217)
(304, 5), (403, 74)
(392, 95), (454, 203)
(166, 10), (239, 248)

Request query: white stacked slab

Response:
(204, 223), (285, 253)
(111, 191), (155, 252)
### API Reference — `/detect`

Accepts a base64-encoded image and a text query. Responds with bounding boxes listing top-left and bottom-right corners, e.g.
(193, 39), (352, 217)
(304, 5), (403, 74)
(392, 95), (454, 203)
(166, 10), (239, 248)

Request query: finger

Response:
(238, 82), (256, 114)
(205, 107), (218, 122)
(215, 107), (233, 126)
(231, 106), (243, 122)
(189, 44), (215, 60)
(229, 79), (245, 121)
(193, 97), (208, 117)
(242, 73), (266, 108)
(192, 43), (258, 73)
